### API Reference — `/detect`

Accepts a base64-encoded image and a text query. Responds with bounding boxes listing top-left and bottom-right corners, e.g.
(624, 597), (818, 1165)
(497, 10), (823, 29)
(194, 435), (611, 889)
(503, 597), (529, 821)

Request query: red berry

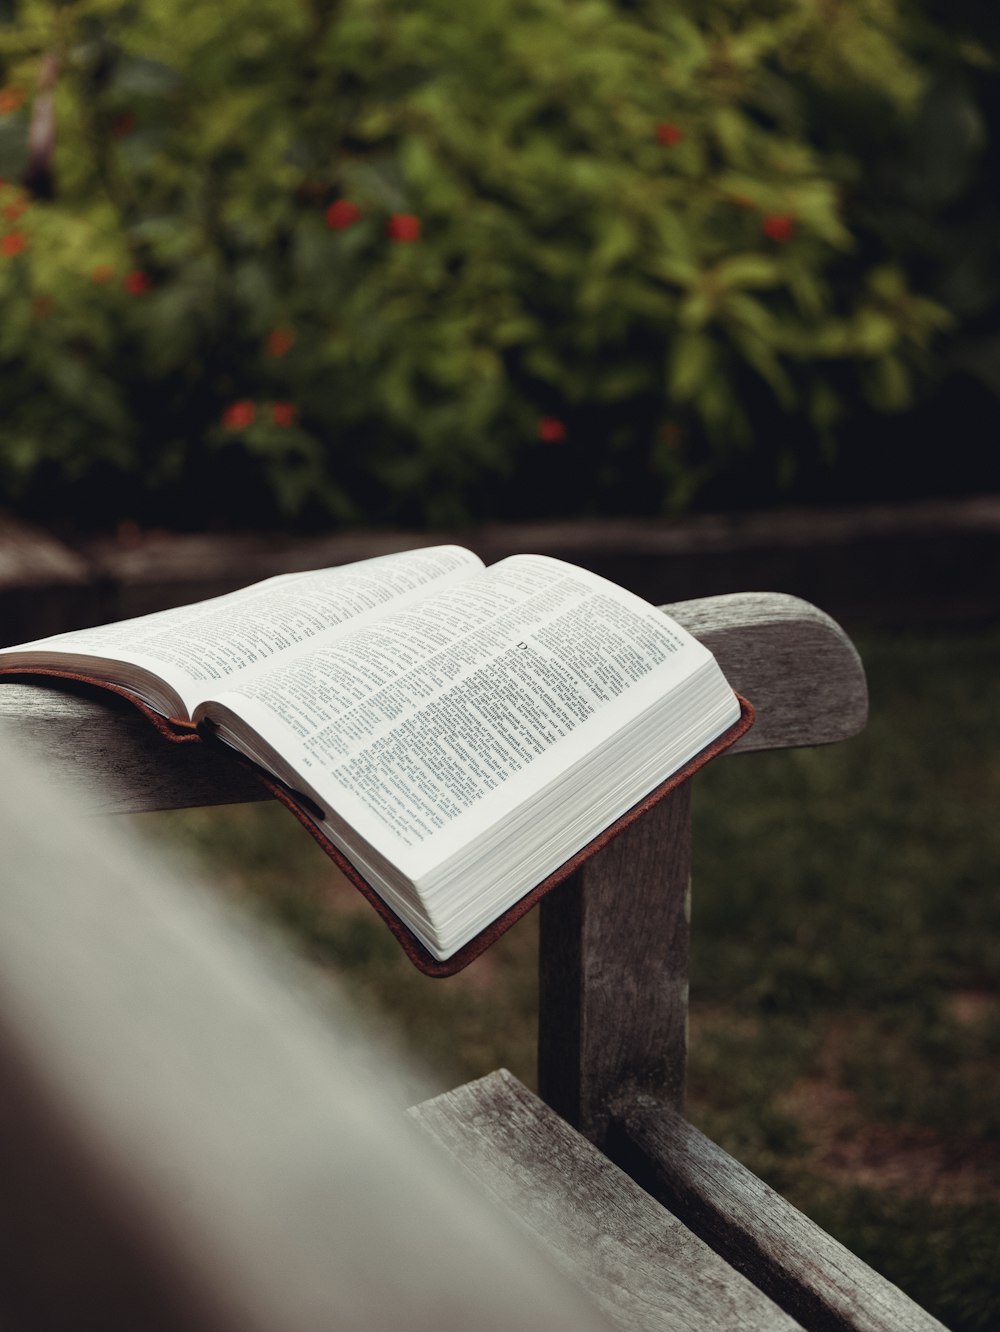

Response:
(222, 400), (256, 430)
(124, 269), (151, 294)
(0, 87), (25, 116)
(266, 328), (296, 358)
(1, 232), (27, 256)
(272, 402), (297, 428)
(762, 213), (794, 243)
(326, 199), (362, 230)
(537, 416), (567, 443)
(655, 123), (684, 147)
(386, 213), (421, 243)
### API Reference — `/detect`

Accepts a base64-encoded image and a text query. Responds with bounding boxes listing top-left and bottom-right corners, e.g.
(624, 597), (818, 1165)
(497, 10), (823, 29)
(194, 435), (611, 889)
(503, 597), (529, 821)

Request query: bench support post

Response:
(538, 785), (692, 1147)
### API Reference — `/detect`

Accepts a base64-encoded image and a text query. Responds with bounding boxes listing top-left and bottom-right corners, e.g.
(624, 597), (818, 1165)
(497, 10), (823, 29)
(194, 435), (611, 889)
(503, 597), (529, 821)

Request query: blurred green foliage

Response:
(0, 0), (994, 529)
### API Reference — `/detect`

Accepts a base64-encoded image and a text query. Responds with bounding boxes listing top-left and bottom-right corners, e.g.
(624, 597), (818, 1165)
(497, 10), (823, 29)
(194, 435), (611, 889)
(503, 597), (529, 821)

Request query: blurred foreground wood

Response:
(0, 736), (603, 1332)
(0, 593), (951, 1330)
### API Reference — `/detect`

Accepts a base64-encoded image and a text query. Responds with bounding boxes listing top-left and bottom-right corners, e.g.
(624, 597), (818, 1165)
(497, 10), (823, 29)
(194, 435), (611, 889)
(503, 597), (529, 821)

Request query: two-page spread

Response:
(0, 547), (751, 969)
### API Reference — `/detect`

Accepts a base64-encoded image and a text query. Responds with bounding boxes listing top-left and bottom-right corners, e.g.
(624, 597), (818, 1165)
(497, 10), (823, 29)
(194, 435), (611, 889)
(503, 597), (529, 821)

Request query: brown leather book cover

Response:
(1, 665), (753, 976)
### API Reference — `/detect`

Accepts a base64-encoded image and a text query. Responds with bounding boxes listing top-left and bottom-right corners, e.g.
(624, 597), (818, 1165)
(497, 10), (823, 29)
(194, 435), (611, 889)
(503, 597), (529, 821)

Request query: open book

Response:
(0, 546), (751, 973)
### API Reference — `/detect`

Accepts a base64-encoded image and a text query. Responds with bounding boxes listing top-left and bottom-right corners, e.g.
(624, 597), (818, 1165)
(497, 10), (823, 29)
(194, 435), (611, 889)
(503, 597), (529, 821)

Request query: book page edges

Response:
(245, 693), (755, 976)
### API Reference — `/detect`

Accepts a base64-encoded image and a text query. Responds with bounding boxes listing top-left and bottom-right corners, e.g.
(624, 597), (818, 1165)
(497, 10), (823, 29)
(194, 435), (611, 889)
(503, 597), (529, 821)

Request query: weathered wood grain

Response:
(0, 678), (266, 812)
(0, 731), (604, 1332)
(666, 593), (867, 754)
(538, 785), (691, 1144)
(0, 592), (865, 813)
(410, 1069), (803, 1332)
(607, 1092), (949, 1332)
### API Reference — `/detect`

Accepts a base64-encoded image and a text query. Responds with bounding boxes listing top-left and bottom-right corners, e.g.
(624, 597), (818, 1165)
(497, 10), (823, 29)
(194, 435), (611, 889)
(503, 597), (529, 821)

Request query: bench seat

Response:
(412, 1070), (948, 1332)
(412, 1069), (801, 1331)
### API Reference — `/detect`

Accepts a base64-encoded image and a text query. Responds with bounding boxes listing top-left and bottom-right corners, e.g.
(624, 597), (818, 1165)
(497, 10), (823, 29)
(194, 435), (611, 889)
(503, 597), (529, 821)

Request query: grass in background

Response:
(133, 628), (1000, 1332)
(688, 630), (1000, 1332)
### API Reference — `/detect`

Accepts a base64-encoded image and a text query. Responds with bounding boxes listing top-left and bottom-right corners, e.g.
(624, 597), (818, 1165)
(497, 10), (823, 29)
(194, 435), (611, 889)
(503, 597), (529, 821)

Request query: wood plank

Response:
(0, 593), (866, 814)
(607, 1091), (948, 1332)
(538, 785), (691, 1144)
(669, 593), (868, 754)
(410, 1069), (803, 1332)
(0, 678), (266, 813)
(0, 730), (604, 1332)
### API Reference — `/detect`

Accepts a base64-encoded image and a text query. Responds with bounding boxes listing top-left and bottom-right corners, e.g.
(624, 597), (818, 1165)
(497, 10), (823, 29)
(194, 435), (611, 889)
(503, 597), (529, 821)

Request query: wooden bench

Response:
(0, 592), (949, 1330)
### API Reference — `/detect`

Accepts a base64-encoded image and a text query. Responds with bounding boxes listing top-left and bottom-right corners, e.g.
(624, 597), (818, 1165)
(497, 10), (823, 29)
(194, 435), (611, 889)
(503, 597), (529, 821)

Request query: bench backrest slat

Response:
(0, 592), (866, 814)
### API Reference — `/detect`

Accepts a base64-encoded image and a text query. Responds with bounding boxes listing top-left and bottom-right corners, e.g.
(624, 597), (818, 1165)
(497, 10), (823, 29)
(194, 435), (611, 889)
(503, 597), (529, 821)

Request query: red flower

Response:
(222, 400), (256, 430)
(387, 213), (421, 243)
(655, 122), (684, 147)
(0, 87), (25, 116)
(1, 232), (27, 257)
(266, 327), (296, 358)
(326, 199), (362, 230)
(91, 263), (115, 284)
(537, 416), (567, 443)
(762, 213), (794, 243)
(272, 402), (297, 428)
(124, 269), (151, 294)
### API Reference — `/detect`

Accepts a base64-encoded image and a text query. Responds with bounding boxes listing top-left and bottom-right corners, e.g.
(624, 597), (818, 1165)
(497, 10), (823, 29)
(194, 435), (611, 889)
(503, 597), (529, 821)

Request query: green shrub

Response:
(0, 0), (977, 528)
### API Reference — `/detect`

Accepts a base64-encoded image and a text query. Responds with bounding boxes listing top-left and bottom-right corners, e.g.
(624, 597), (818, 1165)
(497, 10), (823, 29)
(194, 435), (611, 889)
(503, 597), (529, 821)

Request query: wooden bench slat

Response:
(668, 593), (868, 754)
(0, 678), (268, 812)
(410, 1069), (803, 1332)
(0, 592), (866, 814)
(538, 785), (692, 1140)
(607, 1092), (948, 1332)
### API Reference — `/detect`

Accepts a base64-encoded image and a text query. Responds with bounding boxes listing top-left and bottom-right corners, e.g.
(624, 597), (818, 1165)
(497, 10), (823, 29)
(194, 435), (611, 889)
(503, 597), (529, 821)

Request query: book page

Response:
(0, 546), (482, 717)
(202, 555), (717, 871)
